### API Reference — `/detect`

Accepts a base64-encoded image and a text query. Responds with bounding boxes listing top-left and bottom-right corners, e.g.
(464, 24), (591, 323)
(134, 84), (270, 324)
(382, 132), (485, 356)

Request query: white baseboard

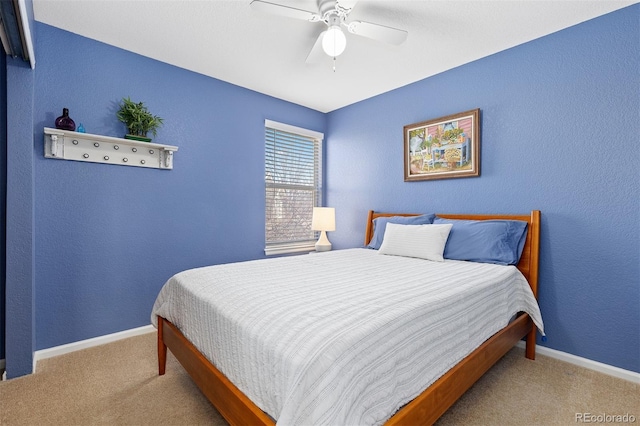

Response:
(517, 342), (640, 383)
(33, 324), (155, 372)
(8, 326), (638, 385)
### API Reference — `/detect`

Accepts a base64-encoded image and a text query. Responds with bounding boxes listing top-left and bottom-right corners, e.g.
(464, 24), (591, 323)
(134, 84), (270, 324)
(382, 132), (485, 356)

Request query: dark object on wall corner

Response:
(0, 0), (31, 64)
(55, 108), (76, 131)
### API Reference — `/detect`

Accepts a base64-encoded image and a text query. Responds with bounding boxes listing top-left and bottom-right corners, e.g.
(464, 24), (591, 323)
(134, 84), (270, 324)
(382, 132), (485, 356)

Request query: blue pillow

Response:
(432, 217), (528, 265)
(367, 214), (435, 250)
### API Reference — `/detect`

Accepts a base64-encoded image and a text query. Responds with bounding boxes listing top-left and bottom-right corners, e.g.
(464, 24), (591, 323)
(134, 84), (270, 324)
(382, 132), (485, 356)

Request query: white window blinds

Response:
(265, 120), (323, 255)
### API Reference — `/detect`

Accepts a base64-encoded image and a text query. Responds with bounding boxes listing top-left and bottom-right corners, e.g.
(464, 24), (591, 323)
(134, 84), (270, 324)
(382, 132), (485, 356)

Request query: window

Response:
(264, 120), (324, 255)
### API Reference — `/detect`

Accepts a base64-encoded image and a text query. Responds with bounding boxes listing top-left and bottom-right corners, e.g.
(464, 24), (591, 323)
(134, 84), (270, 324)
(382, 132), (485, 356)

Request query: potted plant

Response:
(116, 97), (163, 142)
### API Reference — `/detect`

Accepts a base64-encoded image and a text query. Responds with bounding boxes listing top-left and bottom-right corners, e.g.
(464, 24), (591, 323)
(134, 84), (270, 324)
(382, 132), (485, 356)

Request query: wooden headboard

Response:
(364, 210), (541, 298)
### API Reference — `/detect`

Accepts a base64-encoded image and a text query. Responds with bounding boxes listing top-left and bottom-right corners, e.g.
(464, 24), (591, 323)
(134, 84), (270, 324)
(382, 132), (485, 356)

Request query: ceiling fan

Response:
(250, 0), (408, 65)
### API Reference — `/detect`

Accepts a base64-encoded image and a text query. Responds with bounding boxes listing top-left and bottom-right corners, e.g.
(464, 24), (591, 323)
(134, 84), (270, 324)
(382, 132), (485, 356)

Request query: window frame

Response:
(264, 119), (324, 256)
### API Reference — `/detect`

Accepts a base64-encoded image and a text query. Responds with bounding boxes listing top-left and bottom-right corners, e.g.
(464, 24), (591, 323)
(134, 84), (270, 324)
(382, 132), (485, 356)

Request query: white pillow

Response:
(378, 223), (453, 262)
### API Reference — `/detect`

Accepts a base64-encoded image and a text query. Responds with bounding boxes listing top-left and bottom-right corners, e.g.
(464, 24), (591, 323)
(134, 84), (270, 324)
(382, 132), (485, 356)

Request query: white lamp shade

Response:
(312, 207), (336, 231)
(322, 26), (346, 57)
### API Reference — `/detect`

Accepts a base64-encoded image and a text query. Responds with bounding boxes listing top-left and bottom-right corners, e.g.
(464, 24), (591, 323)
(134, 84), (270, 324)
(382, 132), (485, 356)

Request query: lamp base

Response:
(315, 230), (332, 252)
(315, 243), (332, 252)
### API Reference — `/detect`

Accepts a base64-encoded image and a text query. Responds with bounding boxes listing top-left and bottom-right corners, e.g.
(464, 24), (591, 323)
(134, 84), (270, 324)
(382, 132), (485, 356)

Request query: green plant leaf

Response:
(116, 97), (163, 137)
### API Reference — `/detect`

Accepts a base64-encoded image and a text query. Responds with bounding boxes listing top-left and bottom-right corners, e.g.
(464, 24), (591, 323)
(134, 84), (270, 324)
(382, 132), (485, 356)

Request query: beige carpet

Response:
(1, 331), (637, 425)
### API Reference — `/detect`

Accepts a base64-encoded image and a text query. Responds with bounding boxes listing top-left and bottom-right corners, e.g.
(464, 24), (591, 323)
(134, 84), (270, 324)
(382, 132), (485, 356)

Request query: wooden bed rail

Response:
(158, 316), (274, 426)
(386, 313), (533, 425)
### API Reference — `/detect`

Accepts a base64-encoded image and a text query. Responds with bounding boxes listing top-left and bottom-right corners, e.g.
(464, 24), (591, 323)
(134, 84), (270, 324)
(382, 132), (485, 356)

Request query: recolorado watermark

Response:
(576, 413), (637, 423)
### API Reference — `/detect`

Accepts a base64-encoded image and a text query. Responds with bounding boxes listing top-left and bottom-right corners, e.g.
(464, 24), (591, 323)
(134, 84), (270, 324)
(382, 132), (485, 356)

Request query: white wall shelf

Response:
(44, 127), (178, 170)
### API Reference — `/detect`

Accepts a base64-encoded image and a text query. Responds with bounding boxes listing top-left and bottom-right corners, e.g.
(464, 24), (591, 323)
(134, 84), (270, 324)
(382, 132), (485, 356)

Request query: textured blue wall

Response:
(0, 51), (6, 361)
(326, 5), (639, 372)
(32, 23), (325, 351)
(3, 0), (36, 378)
(5, 56), (36, 378)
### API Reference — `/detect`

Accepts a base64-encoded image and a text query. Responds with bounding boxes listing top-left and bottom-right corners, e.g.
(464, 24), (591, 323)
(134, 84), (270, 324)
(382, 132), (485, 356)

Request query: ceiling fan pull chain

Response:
(333, 56), (337, 72)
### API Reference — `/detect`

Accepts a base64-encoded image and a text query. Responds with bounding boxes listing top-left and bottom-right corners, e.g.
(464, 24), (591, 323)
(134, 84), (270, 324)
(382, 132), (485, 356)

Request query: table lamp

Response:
(312, 207), (335, 252)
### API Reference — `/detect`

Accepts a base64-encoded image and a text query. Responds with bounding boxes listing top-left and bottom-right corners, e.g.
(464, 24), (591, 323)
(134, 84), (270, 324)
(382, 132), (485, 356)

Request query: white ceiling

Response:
(33, 0), (636, 113)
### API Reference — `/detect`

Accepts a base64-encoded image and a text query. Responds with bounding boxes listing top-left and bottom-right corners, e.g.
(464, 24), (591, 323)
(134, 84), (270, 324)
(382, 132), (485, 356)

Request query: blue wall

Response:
(5, 56), (36, 378)
(326, 5), (639, 372)
(0, 50), (6, 361)
(29, 23), (325, 353)
(3, 0), (37, 379)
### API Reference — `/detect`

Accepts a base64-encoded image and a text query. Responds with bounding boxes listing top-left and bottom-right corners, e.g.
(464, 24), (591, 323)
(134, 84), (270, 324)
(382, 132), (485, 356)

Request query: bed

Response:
(153, 210), (542, 425)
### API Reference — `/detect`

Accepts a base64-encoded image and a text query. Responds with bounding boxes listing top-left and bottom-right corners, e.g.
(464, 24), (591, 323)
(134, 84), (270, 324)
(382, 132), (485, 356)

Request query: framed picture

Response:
(404, 108), (480, 181)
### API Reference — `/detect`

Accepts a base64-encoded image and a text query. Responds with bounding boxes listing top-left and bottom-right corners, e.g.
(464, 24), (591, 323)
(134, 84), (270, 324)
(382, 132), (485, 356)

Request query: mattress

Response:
(151, 248), (543, 425)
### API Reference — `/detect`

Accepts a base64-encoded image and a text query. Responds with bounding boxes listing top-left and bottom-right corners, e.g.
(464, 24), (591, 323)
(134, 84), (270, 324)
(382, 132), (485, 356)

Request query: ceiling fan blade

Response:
(337, 0), (359, 11)
(305, 31), (326, 64)
(347, 20), (408, 45)
(250, 0), (320, 22)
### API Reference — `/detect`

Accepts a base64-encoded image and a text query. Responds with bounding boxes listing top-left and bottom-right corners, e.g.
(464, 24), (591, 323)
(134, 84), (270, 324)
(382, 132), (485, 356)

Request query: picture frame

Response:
(404, 108), (480, 181)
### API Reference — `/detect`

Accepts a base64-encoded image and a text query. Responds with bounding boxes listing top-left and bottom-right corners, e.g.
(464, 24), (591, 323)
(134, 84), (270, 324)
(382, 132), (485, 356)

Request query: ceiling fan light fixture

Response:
(322, 25), (346, 57)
